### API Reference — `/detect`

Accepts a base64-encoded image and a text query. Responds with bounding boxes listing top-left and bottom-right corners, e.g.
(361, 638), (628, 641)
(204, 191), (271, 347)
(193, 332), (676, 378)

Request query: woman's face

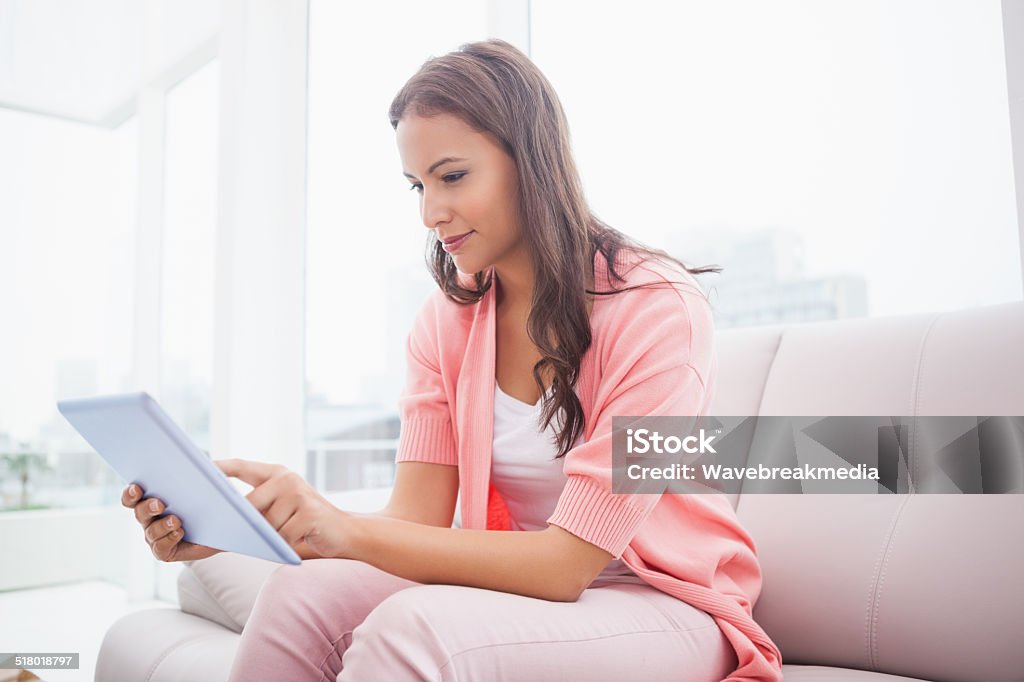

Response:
(396, 113), (528, 277)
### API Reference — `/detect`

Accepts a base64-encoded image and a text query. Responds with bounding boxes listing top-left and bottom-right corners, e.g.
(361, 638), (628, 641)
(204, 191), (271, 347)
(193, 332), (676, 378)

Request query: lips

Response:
(441, 231), (474, 254)
(441, 231), (474, 245)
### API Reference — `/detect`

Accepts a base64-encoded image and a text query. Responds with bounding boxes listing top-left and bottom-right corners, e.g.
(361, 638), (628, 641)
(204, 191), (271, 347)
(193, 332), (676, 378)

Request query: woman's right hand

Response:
(121, 483), (222, 562)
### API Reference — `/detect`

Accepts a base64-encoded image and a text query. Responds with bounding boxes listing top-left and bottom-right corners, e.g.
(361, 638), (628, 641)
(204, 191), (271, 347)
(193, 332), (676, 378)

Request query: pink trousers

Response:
(228, 558), (737, 682)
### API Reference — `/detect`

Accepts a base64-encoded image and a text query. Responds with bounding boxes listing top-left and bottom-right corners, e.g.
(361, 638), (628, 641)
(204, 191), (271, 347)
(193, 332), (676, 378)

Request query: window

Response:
(0, 110), (137, 511)
(305, 1), (489, 491)
(161, 59), (218, 452)
(150, 58), (220, 601)
(530, 1), (1021, 326)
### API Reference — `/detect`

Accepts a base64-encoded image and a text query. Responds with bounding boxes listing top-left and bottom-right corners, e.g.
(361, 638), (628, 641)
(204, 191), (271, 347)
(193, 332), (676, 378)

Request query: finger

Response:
(278, 512), (311, 548)
(134, 496), (165, 525)
(262, 495), (300, 532)
(175, 538), (222, 562)
(150, 527), (185, 561)
(246, 471), (302, 513)
(216, 458), (282, 487)
(121, 483), (143, 508)
(145, 514), (179, 544)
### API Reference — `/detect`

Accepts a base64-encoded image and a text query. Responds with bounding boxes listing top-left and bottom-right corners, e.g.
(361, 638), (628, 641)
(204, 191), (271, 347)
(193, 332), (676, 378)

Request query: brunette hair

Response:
(389, 39), (719, 458)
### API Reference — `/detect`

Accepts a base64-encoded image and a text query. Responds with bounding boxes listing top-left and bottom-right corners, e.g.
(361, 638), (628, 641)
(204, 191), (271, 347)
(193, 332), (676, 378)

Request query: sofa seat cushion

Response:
(95, 609), (239, 682)
(178, 552), (281, 634)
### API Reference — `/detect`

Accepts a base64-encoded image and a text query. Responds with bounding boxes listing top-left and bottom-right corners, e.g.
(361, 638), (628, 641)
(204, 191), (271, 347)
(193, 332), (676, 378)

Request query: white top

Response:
(491, 382), (643, 585)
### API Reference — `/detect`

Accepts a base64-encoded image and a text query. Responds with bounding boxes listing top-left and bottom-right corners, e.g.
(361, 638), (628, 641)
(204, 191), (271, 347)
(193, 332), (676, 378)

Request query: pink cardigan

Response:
(395, 248), (784, 681)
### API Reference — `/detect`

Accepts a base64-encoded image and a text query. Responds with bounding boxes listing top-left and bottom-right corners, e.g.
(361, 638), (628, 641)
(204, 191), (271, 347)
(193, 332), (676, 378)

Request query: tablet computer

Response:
(57, 391), (301, 564)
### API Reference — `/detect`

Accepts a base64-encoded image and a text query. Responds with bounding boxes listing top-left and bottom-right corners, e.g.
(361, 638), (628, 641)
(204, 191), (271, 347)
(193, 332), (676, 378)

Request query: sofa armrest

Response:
(178, 552), (281, 633)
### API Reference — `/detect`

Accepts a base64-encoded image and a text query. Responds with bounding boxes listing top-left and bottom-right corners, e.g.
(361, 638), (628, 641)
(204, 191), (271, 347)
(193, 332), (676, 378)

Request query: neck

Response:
(492, 238), (536, 312)
(494, 265), (533, 314)
(495, 260), (596, 317)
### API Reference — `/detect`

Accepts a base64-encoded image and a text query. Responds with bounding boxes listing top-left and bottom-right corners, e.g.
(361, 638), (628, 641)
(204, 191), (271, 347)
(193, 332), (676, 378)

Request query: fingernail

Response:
(129, 485), (138, 497)
(165, 518), (174, 528)
(149, 500), (160, 512)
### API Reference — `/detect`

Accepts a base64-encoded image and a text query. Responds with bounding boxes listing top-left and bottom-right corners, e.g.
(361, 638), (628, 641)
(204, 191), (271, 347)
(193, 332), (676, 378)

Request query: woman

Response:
(122, 39), (783, 681)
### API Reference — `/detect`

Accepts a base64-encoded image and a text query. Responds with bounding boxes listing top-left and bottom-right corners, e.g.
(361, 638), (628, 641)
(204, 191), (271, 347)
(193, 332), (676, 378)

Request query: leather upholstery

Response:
(96, 302), (1024, 681)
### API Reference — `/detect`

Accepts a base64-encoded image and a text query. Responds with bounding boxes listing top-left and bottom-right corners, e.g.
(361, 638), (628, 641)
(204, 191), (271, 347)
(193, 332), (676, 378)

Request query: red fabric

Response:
(486, 482), (513, 531)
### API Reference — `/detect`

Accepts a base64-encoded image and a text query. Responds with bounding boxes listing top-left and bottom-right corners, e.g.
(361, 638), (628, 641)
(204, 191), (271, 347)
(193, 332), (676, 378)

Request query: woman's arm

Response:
(280, 461), (460, 560)
(344, 513), (613, 602)
(217, 458), (613, 601)
(370, 461), (459, 527)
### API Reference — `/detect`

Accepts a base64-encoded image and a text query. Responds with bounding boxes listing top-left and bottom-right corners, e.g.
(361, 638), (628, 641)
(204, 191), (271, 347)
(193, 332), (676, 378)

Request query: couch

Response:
(95, 301), (1024, 681)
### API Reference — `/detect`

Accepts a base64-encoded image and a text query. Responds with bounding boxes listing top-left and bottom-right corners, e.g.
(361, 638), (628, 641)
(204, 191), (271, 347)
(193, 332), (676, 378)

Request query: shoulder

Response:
(414, 282), (479, 330)
(407, 280), (481, 360)
(586, 251), (716, 393)
(594, 252), (714, 351)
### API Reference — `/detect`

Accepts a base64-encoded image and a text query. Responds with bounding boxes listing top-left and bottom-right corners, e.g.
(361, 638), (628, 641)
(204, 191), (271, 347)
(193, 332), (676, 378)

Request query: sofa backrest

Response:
(711, 302), (1024, 682)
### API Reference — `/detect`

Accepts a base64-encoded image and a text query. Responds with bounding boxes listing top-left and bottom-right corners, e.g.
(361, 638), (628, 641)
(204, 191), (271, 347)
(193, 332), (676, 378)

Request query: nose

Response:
(420, 188), (452, 232)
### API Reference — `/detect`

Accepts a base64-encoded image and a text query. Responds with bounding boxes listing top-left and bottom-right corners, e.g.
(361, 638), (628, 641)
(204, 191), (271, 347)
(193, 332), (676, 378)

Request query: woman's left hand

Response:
(216, 458), (354, 559)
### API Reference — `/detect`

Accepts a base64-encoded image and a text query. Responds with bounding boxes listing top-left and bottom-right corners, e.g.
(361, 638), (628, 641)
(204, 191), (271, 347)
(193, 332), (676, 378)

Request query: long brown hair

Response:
(389, 39), (719, 458)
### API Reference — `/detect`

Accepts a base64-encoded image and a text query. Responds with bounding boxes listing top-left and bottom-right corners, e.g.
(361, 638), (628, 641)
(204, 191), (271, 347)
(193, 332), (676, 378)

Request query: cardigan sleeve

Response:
(547, 277), (715, 558)
(394, 293), (459, 467)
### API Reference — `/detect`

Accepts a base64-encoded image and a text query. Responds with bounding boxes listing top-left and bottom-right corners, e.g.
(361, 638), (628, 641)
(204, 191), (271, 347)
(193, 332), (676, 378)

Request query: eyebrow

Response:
(402, 157), (467, 180)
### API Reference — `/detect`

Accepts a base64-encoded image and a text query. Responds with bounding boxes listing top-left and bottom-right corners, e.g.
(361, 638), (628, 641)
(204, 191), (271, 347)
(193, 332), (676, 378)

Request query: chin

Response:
(451, 255), (487, 277)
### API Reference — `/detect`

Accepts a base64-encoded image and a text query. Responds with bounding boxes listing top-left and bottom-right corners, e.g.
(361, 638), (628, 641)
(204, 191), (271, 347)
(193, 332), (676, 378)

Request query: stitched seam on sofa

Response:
(864, 495), (911, 672)
(178, 575), (241, 634)
(908, 313), (941, 492)
(435, 625), (725, 681)
(144, 632), (228, 682)
(872, 494), (912, 674)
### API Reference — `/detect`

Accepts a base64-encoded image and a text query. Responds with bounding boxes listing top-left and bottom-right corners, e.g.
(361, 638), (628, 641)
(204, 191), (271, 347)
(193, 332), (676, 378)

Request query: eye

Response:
(407, 172), (466, 193)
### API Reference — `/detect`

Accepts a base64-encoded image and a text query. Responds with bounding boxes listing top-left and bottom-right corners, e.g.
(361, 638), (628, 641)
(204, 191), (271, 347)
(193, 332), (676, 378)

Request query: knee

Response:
(344, 586), (459, 675)
(249, 562), (314, 621)
(358, 585), (448, 642)
(251, 558), (362, 623)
